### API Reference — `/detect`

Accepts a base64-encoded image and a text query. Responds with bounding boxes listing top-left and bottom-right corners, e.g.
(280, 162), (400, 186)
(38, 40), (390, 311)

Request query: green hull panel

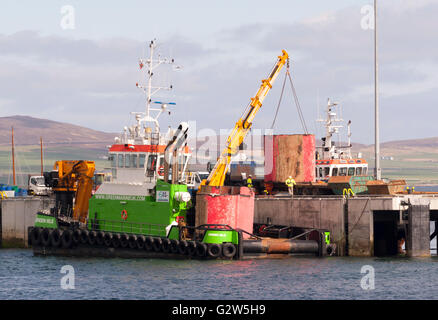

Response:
(88, 180), (188, 237)
(34, 213), (58, 229)
(203, 230), (239, 245)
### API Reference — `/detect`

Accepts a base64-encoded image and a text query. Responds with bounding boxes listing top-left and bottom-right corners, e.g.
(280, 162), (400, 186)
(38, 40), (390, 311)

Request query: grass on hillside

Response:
(0, 145), (108, 187)
(363, 151), (438, 185)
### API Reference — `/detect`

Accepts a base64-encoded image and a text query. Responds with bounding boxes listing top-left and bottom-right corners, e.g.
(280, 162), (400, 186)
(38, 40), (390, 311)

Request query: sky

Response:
(0, 0), (437, 144)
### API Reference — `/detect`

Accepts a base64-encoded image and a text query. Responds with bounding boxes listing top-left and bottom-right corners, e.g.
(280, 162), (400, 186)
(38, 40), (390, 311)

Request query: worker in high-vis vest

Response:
(247, 175), (253, 188)
(285, 176), (296, 196)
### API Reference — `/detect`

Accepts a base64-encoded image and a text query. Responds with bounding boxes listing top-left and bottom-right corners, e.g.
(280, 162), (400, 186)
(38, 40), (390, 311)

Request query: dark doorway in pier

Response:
(373, 211), (399, 256)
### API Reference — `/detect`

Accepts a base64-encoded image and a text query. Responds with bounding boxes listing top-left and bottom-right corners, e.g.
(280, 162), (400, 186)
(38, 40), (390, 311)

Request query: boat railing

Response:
(143, 132), (160, 146)
(88, 218), (167, 237)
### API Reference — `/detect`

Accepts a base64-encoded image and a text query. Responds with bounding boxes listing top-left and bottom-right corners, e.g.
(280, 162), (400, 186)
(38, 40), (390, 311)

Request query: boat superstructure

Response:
(315, 99), (368, 181)
(84, 40), (194, 238)
(107, 40), (191, 186)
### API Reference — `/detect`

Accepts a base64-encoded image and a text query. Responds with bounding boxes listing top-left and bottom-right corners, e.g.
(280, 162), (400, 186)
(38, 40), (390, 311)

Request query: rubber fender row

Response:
(28, 227), (237, 259)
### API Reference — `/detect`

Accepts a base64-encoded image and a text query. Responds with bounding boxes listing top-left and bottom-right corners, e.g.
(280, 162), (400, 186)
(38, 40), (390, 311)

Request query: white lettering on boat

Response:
(35, 217), (55, 224)
(94, 194), (146, 201)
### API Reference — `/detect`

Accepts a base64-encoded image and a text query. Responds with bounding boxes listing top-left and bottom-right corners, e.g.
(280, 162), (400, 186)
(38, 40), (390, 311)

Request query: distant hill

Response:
(1, 115), (438, 156)
(0, 115), (116, 149)
(352, 137), (438, 155)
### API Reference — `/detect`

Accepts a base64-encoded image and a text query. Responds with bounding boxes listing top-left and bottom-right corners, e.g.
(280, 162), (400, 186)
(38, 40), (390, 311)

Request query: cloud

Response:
(0, 0), (437, 144)
(215, 1), (438, 142)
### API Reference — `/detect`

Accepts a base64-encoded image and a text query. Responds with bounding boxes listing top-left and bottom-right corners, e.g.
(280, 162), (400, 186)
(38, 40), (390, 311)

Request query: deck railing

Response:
(88, 218), (167, 237)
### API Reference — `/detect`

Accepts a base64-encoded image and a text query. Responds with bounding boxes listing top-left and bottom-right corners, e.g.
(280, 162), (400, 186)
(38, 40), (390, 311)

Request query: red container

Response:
(264, 134), (315, 183)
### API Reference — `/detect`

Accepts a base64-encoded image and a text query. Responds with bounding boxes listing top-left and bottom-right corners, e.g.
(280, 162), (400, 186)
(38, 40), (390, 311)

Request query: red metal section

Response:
(196, 186), (255, 238)
(263, 135), (276, 182)
(302, 134), (315, 182)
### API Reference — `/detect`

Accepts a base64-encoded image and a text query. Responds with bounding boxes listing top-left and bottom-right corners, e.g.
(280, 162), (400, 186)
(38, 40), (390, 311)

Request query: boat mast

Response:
(374, 0), (381, 180)
(146, 41), (154, 120)
(136, 40), (175, 134)
(318, 99), (343, 159)
(11, 126), (16, 185)
(40, 136), (44, 176)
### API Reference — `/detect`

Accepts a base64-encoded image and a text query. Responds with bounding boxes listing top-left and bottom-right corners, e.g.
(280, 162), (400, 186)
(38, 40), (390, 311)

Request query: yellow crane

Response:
(201, 50), (289, 187)
(50, 160), (95, 223)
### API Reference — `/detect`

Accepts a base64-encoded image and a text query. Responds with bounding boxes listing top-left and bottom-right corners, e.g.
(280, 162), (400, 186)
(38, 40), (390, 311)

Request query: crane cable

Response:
(270, 70), (287, 130)
(287, 70), (309, 135)
(270, 61), (309, 134)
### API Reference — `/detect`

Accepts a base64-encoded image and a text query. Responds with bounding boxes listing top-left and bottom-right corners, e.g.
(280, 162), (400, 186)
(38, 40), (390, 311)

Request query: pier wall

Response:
(0, 197), (53, 248)
(255, 197), (346, 256)
(347, 198), (395, 256)
(255, 195), (434, 257)
(407, 198), (431, 257)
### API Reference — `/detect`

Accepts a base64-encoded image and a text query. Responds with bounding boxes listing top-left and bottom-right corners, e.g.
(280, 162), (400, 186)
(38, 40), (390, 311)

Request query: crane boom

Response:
(50, 160), (95, 223)
(203, 50), (289, 187)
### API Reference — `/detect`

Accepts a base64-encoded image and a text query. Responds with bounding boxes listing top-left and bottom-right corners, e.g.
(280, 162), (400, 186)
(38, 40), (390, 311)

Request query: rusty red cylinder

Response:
(195, 186), (255, 238)
(264, 134), (315, 183)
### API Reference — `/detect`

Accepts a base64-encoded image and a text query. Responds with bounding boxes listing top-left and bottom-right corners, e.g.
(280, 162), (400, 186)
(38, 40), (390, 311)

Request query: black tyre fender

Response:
(187, 241), (197, 256)
(161, 238), (171, 253)
(41, 228), (51, 247)
(195, 242), (208, 257)
(103, 233), (112, 247)
(170, 239), (179, 254)
(178, 240), (188, 255)
(128, 235), (137, 249)
(88, 231), (97, 246)
(145, 236), (154, 251)
(61, 230), (73, 249)
(50, 229), (62, 247)
(111, 234), (121, 248)
(80, 230), (89, 244)
(30, 227), (41, 246)
(120, 234), (129, 248)
(207, 243), (222, 258)
(152, 237), (163, 252)
(136, 235), (146, 250)
(222, 242), (236, 258)
(96, 231), (105, 246)
(72, 229), (81, 245)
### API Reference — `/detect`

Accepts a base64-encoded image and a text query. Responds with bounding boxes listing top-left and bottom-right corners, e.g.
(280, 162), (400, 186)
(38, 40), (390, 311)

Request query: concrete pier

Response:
(255, 194), (438, 257)
(255, 197), (346, 255)
(407, 198), (431, 257)
(0, 197), (53, 248)
(2, 194), (437, 257)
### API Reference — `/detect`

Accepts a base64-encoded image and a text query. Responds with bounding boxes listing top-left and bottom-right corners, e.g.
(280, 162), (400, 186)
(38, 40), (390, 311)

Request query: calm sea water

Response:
(0, 249), (437, 300)
(1, 186), (436, 300)
(414, 185), (438, 192)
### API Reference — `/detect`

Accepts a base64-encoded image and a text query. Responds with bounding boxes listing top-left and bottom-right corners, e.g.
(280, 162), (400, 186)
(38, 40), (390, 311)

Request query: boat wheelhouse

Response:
(315, 158), (368, 181)
(108, 143), (191, 184)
